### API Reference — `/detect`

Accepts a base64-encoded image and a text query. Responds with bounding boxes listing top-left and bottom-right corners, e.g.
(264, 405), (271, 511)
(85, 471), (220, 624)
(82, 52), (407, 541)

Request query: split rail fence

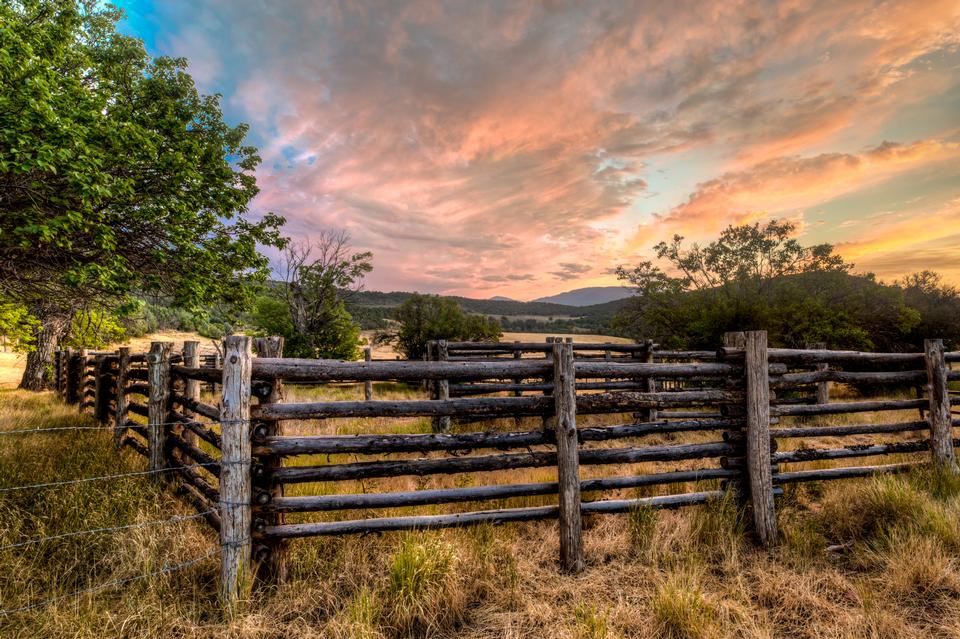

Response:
(50, 332), (960, 611)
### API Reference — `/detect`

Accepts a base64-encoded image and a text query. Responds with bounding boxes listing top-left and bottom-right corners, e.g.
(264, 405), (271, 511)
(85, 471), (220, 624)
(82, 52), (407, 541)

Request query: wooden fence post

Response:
(363, 346), (373, 401)
(182, 341), (200, 445)
(806, 342), (830, 404)
(543, 337), (557, 431)
(77, 348), (88, 412)
(64, 349), (76, 404)
(93, 354), (111, 424)
(924, 339), (958, 472)
(53, 350), (62, 398)
(437, 340), (451, 433)
(147, 342), (172, 480)
(56, 349), (67, 399)
(114, 347), (130, 448)
(553, 339), (583, 572)
(744, 331), (777, 546)
(512, 341), (522, 428)
(252, 336), (287, 583)
(220, 335), (253, 614)
(637, 339), (657, 422)
(425, 341), (435, 394)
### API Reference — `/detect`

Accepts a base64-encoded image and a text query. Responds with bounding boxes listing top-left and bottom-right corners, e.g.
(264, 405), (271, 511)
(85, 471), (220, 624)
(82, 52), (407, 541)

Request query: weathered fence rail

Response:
(50, 332), (960, 612)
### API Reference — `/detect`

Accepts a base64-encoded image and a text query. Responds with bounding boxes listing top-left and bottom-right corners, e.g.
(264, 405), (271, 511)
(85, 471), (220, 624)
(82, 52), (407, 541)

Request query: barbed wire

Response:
(0, 417), (252, 437)
(0, 547), (219, 616)
(0, 510), (216, 552)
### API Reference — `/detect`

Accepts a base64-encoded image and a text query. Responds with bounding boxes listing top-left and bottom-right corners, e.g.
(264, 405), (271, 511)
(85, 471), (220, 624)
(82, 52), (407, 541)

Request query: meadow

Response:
(2, 344), (960, 638)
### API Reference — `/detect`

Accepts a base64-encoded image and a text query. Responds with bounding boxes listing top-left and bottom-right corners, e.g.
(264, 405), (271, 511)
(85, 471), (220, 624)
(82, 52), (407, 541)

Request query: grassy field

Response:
(2, 377), (960, 637)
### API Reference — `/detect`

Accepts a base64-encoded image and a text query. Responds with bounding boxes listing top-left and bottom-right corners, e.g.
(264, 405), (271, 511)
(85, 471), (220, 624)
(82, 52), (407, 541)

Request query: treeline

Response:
(614, 220), (960, 351)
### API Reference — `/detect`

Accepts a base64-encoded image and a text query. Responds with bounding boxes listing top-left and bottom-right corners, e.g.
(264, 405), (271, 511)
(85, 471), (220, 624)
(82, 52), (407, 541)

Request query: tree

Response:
(0, 302), (40, 353)
(386, 293), (502, 360)
(266, 231), (372, 359)
(1, 1), (285, 388)
(613, 220), (920, 349)
(896, 271), (960, 349)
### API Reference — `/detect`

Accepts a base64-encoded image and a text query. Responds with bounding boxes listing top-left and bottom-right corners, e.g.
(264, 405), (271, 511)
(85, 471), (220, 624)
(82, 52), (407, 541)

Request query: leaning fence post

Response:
(147, 342), (172, 480)
(924, 339), (958, 472)
(114, 347), (130, 448)
(252, 336), (287, 583)
(553, 339), (583, 572)
(363, 346), (373, 401)
(744, 331), (777, 546)
(220, 335), (253, 614)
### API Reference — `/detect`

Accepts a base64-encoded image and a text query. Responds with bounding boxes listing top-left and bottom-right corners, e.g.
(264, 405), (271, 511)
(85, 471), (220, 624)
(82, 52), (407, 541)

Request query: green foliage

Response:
(0, 302), (40, 352)
(120, 299), (232, 340)
(61, 309), (127, 350)
(388, 293), (502, 360)
(614, 220), (947, 350)
(0, 1), (285, 314)
(248, 292), (361, 360)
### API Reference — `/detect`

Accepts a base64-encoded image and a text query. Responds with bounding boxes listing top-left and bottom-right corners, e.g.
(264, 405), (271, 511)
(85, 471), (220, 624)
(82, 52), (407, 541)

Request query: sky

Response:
(115, 0), (960, 300)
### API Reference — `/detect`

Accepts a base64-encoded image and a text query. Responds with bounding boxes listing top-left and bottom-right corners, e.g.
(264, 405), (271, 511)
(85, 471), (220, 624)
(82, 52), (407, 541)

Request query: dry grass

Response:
(3, 377), (960, 637)
(0, 351), (25, 388)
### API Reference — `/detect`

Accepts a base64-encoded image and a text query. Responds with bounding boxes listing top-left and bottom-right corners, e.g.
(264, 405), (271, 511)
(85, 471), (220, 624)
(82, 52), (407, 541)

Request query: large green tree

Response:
(0, 1), (285, 388)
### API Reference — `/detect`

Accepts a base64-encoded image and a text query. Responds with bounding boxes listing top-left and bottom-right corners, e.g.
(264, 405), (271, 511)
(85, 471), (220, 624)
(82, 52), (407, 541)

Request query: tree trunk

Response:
(19, 314), (69, 391)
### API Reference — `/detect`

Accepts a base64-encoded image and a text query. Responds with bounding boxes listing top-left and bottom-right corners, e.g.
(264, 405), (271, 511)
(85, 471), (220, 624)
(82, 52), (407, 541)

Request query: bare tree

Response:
(279, 230), (372, 357)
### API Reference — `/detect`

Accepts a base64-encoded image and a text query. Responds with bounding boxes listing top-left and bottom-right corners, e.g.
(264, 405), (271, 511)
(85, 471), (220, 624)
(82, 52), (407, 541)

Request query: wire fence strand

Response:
(0, 511), (216, 552)
(0, 548), (218, 616)
(0, 418), (252, 437)
(0, 461), (237, 494)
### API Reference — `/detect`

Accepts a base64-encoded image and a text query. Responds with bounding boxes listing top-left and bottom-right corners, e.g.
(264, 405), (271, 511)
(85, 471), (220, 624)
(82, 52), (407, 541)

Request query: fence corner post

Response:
(220, 335), (253, 615)
(147, 341), (172, 479)
(553, 339), (583, 572)
(924, 339), (958, 472)
(744, 330), (777, 546)
(114, 347), (130, 448)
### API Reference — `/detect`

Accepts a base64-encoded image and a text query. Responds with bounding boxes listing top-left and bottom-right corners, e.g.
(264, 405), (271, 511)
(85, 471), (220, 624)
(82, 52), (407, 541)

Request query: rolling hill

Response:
(346, 289), (633, 335)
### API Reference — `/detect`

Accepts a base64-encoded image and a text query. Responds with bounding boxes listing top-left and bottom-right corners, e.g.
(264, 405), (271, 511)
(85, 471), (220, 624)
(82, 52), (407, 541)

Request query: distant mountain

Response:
(532, 286), (633, 307)
(489, 295), (517, 302)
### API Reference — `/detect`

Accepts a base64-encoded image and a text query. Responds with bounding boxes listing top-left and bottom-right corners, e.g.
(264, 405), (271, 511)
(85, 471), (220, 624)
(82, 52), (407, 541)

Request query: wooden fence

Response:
(52, 332), (960, 611)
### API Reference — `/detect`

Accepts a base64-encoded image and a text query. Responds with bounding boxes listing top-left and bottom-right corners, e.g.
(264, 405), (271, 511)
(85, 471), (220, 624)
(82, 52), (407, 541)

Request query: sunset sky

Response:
(116, 1), (960, 300)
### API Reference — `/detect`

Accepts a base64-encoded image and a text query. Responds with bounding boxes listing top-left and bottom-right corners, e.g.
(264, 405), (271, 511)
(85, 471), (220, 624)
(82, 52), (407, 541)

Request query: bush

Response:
(388, 293), (501, 360)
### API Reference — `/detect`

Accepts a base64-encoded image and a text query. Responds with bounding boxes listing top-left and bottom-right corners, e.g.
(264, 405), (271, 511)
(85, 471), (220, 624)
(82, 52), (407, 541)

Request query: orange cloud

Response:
(139, 0), (960, 297)
(638, 140), (960, 245)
